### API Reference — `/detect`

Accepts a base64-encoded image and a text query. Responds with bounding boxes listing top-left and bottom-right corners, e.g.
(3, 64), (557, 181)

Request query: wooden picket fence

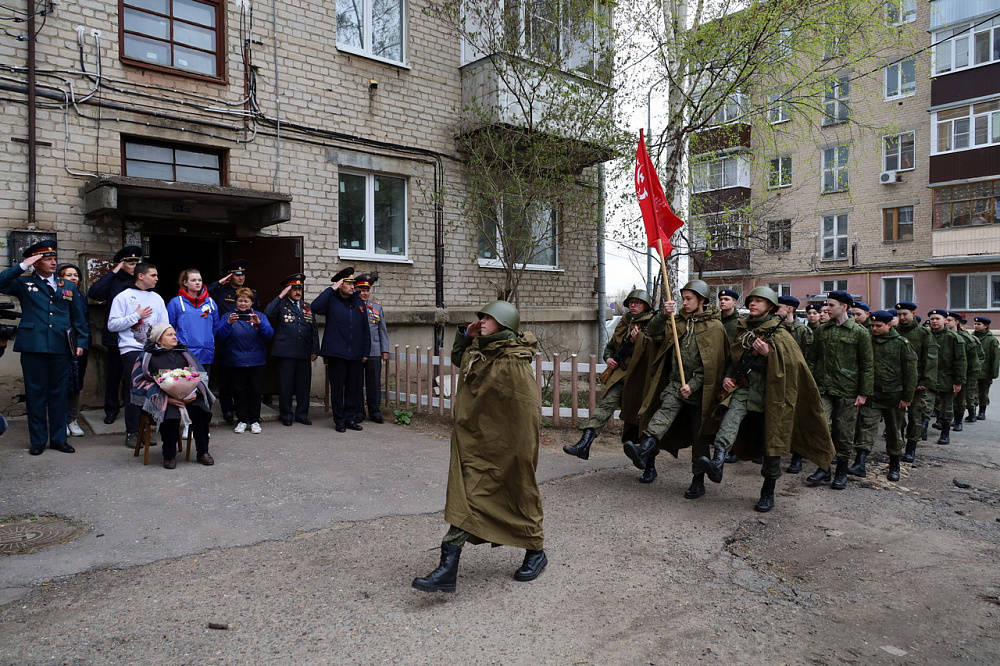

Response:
(382, 345), (609, 425)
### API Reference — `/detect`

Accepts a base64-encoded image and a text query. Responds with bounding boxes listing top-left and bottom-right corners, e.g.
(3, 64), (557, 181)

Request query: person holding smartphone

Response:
(214, 287), (273, 434)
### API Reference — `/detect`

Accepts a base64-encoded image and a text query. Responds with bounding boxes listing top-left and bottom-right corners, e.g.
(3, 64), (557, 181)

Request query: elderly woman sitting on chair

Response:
(131, 322), (215, 469)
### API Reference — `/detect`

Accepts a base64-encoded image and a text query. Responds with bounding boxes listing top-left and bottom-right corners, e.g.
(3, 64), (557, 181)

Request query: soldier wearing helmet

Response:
(564, 289), (661, 473)
(696, 286), (834, 512)
(623, 279), (729, 496)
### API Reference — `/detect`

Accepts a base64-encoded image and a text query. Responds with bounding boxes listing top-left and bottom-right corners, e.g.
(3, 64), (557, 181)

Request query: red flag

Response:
(635, 129), (684, 255)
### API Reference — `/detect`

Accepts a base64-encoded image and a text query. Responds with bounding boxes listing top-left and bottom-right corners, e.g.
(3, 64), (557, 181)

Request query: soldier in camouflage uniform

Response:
(927, 309), (966, 445)
(718, 289), (741, 342)
(805, 302), (822, 331)
(947, 312), (981, 433)
(972, 316), (1000, 421)
(960, 315), (987, 423)
(805, 291), (874, 490)
(848, 310), (917, 481)
(852, 301), (872, 330)
(779, 295), (814, 474)
(894, 301), (938, 463)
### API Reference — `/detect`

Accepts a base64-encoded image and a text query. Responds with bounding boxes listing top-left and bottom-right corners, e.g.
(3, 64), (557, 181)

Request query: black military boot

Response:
(786, 452), (803, 474)
(847, 450), (868, 478)
(754, 478), (777, 513)
(725, 452), (740, 464)
(563, 428), (596, 460)
(513, 549), (548, 582)
(624, 434), (658, 470)
(937, 422), (951, 445)
(830, 458), (850, 490)
(966, 407), (978, 423)
(684, 473), (706, 499)
(952, 416), (963, 432)
(887, 455), (901, 482)
(806, 467), (832, 486)
(696, 445), (727, 484)
(639, 452), (658, 483)
(411, 543), (462, 593)
(978, 406), (987, 420)
(921, 416), (930, 440)
(901, 440), (918, 463)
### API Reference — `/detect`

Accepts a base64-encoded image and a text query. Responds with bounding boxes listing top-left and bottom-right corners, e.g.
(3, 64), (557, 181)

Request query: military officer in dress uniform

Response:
(355, 273), (390, 424)
(972, 316), (1000, 420)
(209, 259), (260, 423)
(266, 273), (319, 426)
(0, 241), (90, 455)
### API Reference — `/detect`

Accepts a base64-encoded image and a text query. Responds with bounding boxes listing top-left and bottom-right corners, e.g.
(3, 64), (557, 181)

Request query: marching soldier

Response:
(972, 316), (999, 420)
(718, 288), (741, 341)
(895, 301), (938, 463)
(851, 301), (872, 330)
(265, 274), (319, 426)
(356, 273), (390, 424)
(805, 291), (874, 490)
(805, 302), (822, 331)
(947, 312), (981, 433)
(565, 290), (661, 480)
(777, 295), (811, 356)
(623, 280), (729, 500)
(848, 310), (917, 481)
(927, 309), (965, 445)
(696, 287), (833, 512)
(209, 260), (260, 423)
(0, 242), (89, 455)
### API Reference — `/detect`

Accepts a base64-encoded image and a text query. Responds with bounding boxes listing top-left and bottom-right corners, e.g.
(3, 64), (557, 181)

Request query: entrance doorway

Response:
(145, 233), (222, 302)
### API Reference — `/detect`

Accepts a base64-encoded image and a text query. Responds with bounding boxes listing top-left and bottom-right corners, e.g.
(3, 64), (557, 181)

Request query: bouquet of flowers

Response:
(154, 367), (202, 400)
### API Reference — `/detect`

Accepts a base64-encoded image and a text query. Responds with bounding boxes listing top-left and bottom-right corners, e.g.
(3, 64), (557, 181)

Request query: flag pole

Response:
(657, 238), (686, 386)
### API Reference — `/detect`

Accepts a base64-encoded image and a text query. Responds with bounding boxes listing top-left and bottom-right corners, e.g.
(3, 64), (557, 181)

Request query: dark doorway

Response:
(145, 233), (222, 303)
(226, 236), (304, 304)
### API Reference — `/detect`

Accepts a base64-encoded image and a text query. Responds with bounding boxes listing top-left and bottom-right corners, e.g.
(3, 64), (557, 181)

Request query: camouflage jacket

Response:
(807, 317), (875, 398)
(958, 329), (984, 381)
(870, 328), (918, 407)
(973, 328), (1000, 380)
(896, 321), (939, 389)
(929, 328), (967, 389)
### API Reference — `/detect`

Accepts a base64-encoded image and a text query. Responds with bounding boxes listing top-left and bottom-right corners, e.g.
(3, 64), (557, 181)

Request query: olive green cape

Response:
(444, 330), (543, 550)
(602, 311), (660, 426)
(727, 317), (835, 467)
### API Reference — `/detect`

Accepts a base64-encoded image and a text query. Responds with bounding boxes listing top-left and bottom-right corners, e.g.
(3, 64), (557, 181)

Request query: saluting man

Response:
(266, 273), (319, 427)
(355, 273), (390, 424)
(209, 259), (259, 424)
(0, 241), (90, 455)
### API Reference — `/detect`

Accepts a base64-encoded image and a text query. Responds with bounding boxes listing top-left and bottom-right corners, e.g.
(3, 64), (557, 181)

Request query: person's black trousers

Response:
(276, 357), (312, 420)
(328, 357), (363, 427)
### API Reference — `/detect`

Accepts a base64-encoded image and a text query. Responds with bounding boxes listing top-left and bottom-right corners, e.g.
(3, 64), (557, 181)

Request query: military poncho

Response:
(601, 310), (661, 426)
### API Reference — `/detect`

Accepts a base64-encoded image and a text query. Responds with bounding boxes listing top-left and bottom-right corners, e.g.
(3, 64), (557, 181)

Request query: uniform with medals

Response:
(265, 273), (319, 426)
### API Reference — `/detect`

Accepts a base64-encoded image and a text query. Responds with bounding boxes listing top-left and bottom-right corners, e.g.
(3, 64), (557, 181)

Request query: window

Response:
(337, 0), (405, 64)
(948, 273), (1000, 310)
(934, 17), (1000, 75)
(883, 206), (914, 241)
(822, 145), (849, 193)
(709, 283), (742, 301)
(478, 200), (559, 268)
(767, 93), (789, 124)
(121, 0), (222, 77)
(689, 214), (748, 251)
(822, 73), (850, 125)
(822, 279), (848, 292)
(885, 0), (916, 26)
(766, 219), (791, 252)
(123, 139), (223, 185)
(767, 282), (791, 297)
(821, 213), (848, 261)
(933, 179), (1000, 229)
(339, 172), (408, 259)
(768, 157), (792, 189)
(707, 93), (745, 126)
(771, 27), (792, 61)
(883, 132), (915, 172)
(692, 156), (740, 193)
(933, 100), (1000, 154)
(884, 59), (916, 99)
(883, 276), (914, 308)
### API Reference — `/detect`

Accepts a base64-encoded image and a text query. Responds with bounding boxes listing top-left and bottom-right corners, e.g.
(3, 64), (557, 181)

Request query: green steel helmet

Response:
(681, 280), (710, 301)
(625, 289), (652, 310)
(745, 286), (779, 308)
(477, 300), (520, 333)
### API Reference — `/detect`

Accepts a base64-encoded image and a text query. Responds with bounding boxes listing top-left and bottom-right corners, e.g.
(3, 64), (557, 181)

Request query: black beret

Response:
(947, 311), (964, 321)
(927, 309), (949, 318)
(895, 301), (917, 312)
(777, 295), (800, 308)
(827, 290), (854, 305)
(974, 316), (992, 325)
(804, 302), (821, 312)
(718, 289), (739, 300)
(223, 259), (248, 275)
(331, 266), (356, 283)
(870, 309), (894, 324)
(114, 245), (143, 263)
(23, 240), (57, 258)
(852, 301), (870, 312)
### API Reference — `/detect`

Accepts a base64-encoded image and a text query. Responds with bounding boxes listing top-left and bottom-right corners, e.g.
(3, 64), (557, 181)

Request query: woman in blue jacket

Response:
(214, 287), (273, 434)
(167, 269), (220, 369)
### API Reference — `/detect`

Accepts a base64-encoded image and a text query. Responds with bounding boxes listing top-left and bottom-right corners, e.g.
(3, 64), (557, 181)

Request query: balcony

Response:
(689, 248), (751, 274)
(930, 225), (1000, 264)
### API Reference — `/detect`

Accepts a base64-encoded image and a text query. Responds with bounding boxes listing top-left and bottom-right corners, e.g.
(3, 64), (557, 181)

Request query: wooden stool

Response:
(134, 412), (192, 465)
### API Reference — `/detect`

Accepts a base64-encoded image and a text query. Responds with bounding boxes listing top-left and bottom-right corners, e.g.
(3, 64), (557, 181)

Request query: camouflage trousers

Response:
(979, 379), (993, 408)
(957, 382), (978, 412)
(821, 394), (859, 459)
(645, 391), (705, 475)
(900, 388), (929, 442)
(856, 403), (904, 456)
(713, 390), (782, 480)
(581, 381), (623, 434)
(933, 390), (958, 424)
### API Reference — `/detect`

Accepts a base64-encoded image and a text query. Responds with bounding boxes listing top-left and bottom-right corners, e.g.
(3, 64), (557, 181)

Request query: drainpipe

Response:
(26, 0), (36, 228)
(596, 163), (607, 356)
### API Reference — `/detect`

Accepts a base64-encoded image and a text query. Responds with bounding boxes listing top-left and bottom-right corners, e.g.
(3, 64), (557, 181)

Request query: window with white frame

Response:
(948, 273), (1000, 310)
(767, 93), (789, 124)
(478, 200), (559, 268)
(767, 282), (791, 297)
(822, 145), (849, 193)
(339, 171), (408, 259)
(707, 93), (745, 126)
(692, 156), (739, 192)
(771, 27), (792, 61)
(884, 59), (916, 99)
(336, 0), (405, 64)
(709, 283), (742, 302)
(882, 276), (914, 308)
(822, 279), (848, 293)
(768, 156), (792, 189)
(883, 206), (914, 241)
(766, 219), (791, 252)
(885, 0), (916, 26)
(821, 213), (848, 260)
(690, 214), (748, 251)
(822, 72), (850, 125)
(883, 132), (915, 172)
(933, 16), (1000, 75)
(933, 100), (1000, 154)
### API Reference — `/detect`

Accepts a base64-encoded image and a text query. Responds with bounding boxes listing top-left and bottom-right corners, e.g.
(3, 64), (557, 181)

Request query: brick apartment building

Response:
(690, 0), (1000, 317)
(0, 0), (609, 407)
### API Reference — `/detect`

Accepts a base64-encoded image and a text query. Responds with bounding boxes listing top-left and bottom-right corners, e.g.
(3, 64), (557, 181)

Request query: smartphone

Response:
(236, 313), (252, 321)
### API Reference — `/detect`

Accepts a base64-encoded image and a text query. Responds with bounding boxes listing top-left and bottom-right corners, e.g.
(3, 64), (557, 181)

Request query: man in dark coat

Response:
(312, 268), (370, 432)
(0, 241), (90, 455)
(265, 273), (319, 426)
(87, 245), (141, 424)
(355, 273), (390, 424)
(209, 259), (260, 423)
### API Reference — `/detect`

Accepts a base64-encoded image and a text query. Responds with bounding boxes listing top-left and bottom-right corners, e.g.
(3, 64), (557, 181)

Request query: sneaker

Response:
(125, 432), (138, 449)
(234, 422), (247, 434)
(250, 422), (262, 434)
(67, 420), (85, 437)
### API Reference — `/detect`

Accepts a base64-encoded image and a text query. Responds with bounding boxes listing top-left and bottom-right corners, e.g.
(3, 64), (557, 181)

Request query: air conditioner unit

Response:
(880, 170), (900, 184)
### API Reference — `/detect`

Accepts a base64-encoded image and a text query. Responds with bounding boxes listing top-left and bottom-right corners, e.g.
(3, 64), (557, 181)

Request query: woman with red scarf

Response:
(167, 269), (220, 370)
